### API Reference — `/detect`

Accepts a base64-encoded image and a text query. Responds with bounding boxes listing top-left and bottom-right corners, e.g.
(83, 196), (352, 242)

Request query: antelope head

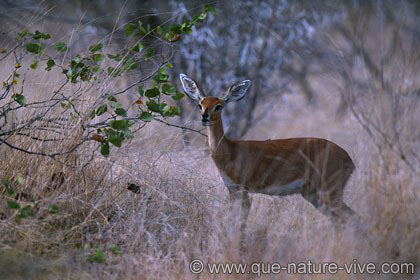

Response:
(179, 74), (251, 126)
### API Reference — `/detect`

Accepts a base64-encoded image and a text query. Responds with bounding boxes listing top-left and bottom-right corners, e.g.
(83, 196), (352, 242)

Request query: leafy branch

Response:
(0, 5), (216, 160)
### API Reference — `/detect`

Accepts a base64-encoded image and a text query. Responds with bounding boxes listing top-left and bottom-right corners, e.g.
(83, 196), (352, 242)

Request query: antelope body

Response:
(180, 74), (355, 223)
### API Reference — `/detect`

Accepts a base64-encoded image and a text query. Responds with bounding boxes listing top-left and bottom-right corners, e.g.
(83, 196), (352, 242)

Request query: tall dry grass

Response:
(0, 70), (418, 280)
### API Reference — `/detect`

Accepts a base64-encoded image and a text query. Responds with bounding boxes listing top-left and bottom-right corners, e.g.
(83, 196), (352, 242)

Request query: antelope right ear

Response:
(179, 74), (204, 102)
(223, 80), (251, 103)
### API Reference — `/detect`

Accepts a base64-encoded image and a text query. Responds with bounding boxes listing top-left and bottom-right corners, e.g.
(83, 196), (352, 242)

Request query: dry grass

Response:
(1, 74), (418, 279)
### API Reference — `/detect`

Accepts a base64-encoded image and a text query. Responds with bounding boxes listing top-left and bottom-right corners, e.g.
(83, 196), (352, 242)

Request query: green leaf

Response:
(146, 100), (160, 112)
(166, 63), (173, 69)
(132, 42), (143, 52)
(2, 179), (10, 187)
(145, 48), (155, 61)
(181, 24), (192, 35)
(205, 4), (218, 14)
(17, 176), (24, 184)
(89, 110), (96, 119)
(25, 43), (43, 54)
(172, 92), (185, 101)
(137, 20), (147, 35)
(162, 83), (175, 94)
(114, 107), (126, 116)
(106, 94), (117, 102)
(7, 187), (16, 197)
(170, 24), (182, 35)
(30, 59), (38, 69)
(156, 26), (163, 36)
(7, 200), (20, 209)
(90, 249), (107, 264)
(100, 141), (110, 157)
(96, 104), (108, 116)
(48, 204), (59, 214)
(193, 11), (207, 23)
(153, 67), (169, 83)
(109, 120), (129, 130)
(138, 86), (144, 96)
(46, 59), (55, 71)
(164, 33), (172, 42)
(71, 56), (82, 65)
(145, 87), (160, 98)
(19, 205), (35, 218)
(153, 74), (168, 83)
(139, 112), (154, 122)
(107, 53), (122, 61)
(89, 43), (103, 53)
(14, 94), (26, 106)
(108, 244), (122, 255)
(108, 137), (122, 148)
(181, 20), (192, 34)
(55, 42), (68, 52)
(108, 129), (124, 147)
(123, 129), (133, 140)
(33, 30), (50, 40)
(92, 53), (104, 62)
(164, 106), (181, 117)
(17, 29), (29, 40)
(146, 100), (169, 114)
(125, 23), (137, 37)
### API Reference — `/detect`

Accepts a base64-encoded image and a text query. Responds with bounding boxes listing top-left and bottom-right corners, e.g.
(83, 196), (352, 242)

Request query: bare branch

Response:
(155, 118), (207, 137)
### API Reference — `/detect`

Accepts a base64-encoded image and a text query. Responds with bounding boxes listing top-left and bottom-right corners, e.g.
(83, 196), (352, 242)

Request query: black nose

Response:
(202, 109), (209, 121)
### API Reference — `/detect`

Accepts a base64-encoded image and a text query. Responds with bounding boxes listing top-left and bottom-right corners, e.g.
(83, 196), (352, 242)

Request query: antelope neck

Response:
(206, 119), (227, 154)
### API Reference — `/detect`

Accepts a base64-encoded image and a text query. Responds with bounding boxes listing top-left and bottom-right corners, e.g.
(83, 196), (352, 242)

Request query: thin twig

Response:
(0, 137), (87, 158)
(155, 118), (207, 137)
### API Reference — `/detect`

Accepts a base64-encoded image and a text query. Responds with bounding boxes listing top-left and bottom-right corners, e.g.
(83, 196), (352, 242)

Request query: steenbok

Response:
(180, 74), (356, 229)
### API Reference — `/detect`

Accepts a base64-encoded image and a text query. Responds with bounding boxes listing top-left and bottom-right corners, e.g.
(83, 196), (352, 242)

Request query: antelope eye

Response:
(214, 105), (223, 111)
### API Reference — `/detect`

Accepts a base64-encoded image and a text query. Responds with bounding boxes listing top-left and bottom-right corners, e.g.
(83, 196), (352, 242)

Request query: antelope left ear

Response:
(223, 80), (251, 103)
(179, 74), (204, 102)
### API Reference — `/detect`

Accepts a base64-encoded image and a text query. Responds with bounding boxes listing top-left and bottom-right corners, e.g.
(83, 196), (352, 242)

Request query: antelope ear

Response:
(179, 74), (204, 102)
(223, 80), (251, 103)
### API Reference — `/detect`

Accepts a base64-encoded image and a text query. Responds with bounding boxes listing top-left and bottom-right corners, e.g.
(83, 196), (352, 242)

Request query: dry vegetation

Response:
(0, 2), (419, 280)
(0, 71), (418, 280)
